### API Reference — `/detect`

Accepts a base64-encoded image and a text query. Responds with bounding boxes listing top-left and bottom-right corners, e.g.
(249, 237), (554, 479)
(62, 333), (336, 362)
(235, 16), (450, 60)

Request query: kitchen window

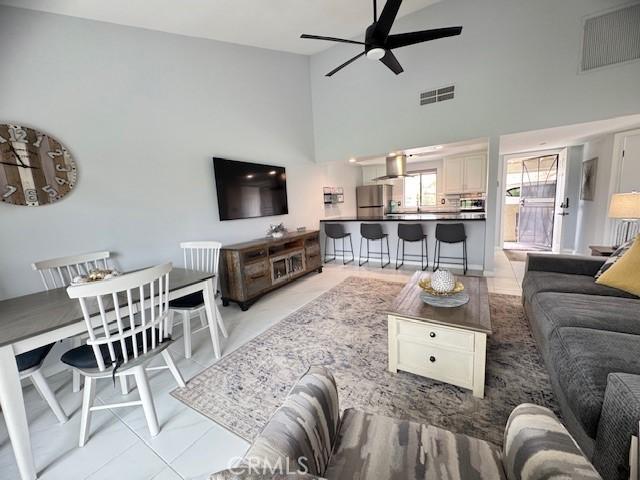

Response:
(404, 170), (437, 208)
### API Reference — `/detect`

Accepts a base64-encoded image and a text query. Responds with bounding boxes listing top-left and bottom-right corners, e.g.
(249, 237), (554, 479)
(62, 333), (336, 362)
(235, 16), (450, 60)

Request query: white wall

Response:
(573, 135), (616, 254)
(0, 6), (360, 299)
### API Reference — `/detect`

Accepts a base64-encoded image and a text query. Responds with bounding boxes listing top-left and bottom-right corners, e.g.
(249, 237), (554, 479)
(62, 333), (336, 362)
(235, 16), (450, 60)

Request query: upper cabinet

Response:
(362, 165), (391, 185)
(443, 153), (487, 194)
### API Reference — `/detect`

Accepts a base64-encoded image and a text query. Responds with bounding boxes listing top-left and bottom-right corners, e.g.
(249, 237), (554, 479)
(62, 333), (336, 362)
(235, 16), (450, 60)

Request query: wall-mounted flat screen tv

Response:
(213, 157), (288, 221)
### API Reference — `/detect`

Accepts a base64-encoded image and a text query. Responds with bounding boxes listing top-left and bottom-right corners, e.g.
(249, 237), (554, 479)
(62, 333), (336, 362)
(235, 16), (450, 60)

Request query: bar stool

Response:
(324, 223), (354, 264)
(396, 223), (428, 271)
(359, 223), (390, 268)
(433, 223), (467, 274)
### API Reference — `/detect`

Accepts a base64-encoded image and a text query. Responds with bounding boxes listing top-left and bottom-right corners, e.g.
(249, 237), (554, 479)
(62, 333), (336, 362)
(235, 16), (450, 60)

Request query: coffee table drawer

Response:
(397, 340), (474, 387)
(395, 317), (475, 352)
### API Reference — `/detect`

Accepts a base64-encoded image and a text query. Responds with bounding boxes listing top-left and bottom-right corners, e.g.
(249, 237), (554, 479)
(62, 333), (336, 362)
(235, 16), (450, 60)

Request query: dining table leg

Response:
(202, 278), (221, 359)
(0, 345), (37, 480)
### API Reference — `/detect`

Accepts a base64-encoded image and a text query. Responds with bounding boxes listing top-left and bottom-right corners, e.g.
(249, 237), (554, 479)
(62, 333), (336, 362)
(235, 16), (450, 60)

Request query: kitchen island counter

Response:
(320, 212), (485, 222)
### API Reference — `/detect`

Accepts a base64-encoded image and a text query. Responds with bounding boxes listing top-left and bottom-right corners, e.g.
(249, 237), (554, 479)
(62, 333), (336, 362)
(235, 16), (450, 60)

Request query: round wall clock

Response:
(0, 124), (77, 206)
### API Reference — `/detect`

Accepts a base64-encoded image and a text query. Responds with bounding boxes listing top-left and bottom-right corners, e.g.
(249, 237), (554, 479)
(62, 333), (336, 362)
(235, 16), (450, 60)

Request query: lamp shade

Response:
(608, 192), (640, 219)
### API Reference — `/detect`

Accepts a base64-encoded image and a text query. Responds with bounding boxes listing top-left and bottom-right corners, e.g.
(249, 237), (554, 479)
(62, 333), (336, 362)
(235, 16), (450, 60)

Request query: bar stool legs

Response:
(395, 237), (429, 271)
(324, 232), (354, 265)
(359, 237), (390, 268)
(433, 238), (468, 275)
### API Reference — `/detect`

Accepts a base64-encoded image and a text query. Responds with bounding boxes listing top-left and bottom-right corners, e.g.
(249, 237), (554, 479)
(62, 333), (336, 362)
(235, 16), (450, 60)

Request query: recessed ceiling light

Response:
(348, 158), (357, 163)
(433, 145), (443, 150)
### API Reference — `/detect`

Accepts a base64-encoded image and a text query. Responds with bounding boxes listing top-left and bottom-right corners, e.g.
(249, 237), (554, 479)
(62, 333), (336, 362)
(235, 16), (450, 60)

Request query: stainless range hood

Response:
(372, 154), (410, 180)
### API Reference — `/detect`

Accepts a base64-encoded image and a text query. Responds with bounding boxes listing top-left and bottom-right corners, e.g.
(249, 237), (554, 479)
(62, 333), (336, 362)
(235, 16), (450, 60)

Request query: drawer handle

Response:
(249, 274), (266, 280)
(429, 356), (436, 363)
(429, 332), (436, 338)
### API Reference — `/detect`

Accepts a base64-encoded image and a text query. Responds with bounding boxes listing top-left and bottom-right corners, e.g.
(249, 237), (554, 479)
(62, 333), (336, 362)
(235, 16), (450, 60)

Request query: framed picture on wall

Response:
(581, 157), (598, 201)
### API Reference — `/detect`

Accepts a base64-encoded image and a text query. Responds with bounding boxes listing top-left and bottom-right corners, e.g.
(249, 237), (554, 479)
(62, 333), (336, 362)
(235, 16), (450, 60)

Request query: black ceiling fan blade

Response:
(301, 34), (365, 46)
(386, 26), (463, 49)
(374, 0), (403, 40)
(380, 50), (404, 75)
(326, 52), (366, 76)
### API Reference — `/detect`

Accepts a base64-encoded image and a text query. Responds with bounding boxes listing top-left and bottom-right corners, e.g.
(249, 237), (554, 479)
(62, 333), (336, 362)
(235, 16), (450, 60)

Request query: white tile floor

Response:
(0, 254), (523, 480)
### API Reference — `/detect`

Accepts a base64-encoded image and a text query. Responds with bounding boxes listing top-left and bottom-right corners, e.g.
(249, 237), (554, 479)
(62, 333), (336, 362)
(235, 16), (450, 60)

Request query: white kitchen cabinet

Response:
(362, 165), (391, 185)
(444, 153), (487, 194)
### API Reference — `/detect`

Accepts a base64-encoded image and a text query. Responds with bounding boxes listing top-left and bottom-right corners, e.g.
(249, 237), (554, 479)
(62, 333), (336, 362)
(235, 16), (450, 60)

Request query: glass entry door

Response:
(517, 155), (558, 249)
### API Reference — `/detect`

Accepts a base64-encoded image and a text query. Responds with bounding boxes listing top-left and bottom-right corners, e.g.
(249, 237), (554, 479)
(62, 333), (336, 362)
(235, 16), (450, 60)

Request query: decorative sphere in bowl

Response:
(430, 269), (456, 293)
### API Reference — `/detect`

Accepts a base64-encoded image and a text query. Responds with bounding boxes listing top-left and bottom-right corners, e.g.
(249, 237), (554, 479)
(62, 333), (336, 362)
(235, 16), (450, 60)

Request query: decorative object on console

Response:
(429, 269), (456, 293)
(0, 124), (77, 206)
(266, 223), (286, 239)
(608, 192), (640, 246)
(301, 0), (462, 77)
(70, 269), (120, 285)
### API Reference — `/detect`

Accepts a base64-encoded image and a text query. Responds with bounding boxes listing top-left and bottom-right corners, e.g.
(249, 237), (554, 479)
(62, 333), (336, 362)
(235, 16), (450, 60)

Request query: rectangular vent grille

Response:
(581, 3), (640, 72)
(420, 85), (455, 105)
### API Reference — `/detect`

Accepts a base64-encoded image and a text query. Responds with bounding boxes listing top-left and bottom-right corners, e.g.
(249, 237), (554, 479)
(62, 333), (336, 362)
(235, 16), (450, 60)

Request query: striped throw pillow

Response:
(595, 237), (635, 279)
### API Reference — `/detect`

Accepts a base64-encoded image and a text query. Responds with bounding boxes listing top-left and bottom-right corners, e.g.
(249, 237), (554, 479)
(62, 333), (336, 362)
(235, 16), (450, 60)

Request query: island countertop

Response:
(320, 212), (486, 222)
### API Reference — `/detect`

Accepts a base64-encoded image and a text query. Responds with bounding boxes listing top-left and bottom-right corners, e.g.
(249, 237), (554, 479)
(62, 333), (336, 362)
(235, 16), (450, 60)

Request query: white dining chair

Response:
(32, 251), (112, 290)
(32, 251), (114, 393)
(17, 344), (68, 424)
(168, 241), (227, 359)
(64, 263), (185, 446)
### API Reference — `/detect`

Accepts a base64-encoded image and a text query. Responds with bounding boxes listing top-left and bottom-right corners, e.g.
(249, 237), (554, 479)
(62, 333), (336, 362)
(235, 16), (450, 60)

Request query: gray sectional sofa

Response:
(523, 253), (640, 480)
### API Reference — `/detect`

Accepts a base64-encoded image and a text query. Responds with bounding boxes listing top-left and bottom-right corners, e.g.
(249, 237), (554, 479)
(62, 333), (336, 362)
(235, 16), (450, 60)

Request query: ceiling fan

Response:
(301, 0), (462, 76)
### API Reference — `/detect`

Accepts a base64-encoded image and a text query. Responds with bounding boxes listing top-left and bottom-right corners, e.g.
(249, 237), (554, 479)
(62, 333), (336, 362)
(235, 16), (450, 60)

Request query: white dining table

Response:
(0, 267), (221, 480)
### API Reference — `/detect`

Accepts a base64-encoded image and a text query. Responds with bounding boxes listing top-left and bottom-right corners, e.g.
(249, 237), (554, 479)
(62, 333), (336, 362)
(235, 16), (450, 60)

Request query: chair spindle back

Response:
(33, 251), (112, 290)
(66, 263), (172, 372)
(180, 241), (221, 275)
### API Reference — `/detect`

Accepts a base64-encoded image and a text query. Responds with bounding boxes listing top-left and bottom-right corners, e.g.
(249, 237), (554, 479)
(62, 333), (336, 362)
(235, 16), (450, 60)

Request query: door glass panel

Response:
(289, 252), (305, 275)
(518, 155), (558, 249)
(272, 258), (288, 282)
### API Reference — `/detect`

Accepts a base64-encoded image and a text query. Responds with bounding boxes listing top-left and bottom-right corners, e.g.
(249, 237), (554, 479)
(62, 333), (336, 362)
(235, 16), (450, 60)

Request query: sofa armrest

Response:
(238, 366), (340, 478)
(503, 404), (601, 480)
(525, 253), (605, 277)
(593, 373), (640, 480)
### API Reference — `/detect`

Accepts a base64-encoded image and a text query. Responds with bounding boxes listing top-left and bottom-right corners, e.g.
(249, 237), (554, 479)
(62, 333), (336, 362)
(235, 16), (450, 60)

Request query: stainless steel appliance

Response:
(372, 154), (408, 180)
(459, 196), (486, 212)
(357, 185), (392, 218)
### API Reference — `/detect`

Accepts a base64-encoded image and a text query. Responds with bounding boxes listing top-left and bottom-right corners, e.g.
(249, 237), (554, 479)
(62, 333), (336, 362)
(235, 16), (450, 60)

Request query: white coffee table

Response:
(386, 272), (492, 398)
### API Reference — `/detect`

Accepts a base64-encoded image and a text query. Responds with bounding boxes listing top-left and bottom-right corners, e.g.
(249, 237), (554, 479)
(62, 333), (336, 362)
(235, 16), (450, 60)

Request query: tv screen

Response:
(213, 157), (289, 221)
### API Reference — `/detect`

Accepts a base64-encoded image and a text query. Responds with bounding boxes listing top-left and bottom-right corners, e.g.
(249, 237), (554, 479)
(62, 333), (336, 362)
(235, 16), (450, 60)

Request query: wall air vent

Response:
(420, 85), (455, 106)
(581, 3), (640, 72)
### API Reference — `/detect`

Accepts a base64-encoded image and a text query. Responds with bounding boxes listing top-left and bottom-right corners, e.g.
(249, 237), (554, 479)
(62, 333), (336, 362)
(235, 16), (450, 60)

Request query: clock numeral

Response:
(33, 133), (45, 148)
(8, 126), (28, 143)
(55, 164), (72, 172)
(55, 176), (68, 186)
(47, 149), (63, 159)
(42, 185), (58, 197)
(24, 189), (38, 203)
(2, 185), (17, 198)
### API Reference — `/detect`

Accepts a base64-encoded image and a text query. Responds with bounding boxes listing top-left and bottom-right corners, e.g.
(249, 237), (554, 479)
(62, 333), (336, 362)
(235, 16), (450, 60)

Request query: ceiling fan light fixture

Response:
(366, 48), (386, 60)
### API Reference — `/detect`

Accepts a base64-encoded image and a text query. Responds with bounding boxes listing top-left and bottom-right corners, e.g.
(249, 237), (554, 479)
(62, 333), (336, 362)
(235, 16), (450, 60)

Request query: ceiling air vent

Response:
(581, 3), (640, 72)
(420, 85), (455, 106)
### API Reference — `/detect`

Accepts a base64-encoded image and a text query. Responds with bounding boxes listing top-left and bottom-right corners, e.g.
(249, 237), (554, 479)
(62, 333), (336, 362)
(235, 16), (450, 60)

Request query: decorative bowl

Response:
(71, 269), (120, 285)
(418, 277), (465, 296)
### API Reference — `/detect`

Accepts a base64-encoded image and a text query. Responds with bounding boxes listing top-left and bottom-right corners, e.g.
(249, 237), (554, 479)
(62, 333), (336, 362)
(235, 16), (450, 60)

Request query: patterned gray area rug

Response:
(171, 276), (558, 447)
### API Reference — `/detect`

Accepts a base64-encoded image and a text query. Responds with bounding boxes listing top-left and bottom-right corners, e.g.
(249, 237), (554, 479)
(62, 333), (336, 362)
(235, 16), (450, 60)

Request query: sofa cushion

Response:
(324, 408), (505, 480)
(530, 292), (640, 339)
(242, 366), (339, 477)
(523, 271), (638, 301)
(548, 327), (640, 438)
(503, 404), (601, 480)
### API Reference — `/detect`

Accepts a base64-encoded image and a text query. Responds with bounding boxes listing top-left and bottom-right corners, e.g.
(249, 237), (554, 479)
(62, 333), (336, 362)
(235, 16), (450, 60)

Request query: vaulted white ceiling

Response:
(0, 0), (441, 55)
